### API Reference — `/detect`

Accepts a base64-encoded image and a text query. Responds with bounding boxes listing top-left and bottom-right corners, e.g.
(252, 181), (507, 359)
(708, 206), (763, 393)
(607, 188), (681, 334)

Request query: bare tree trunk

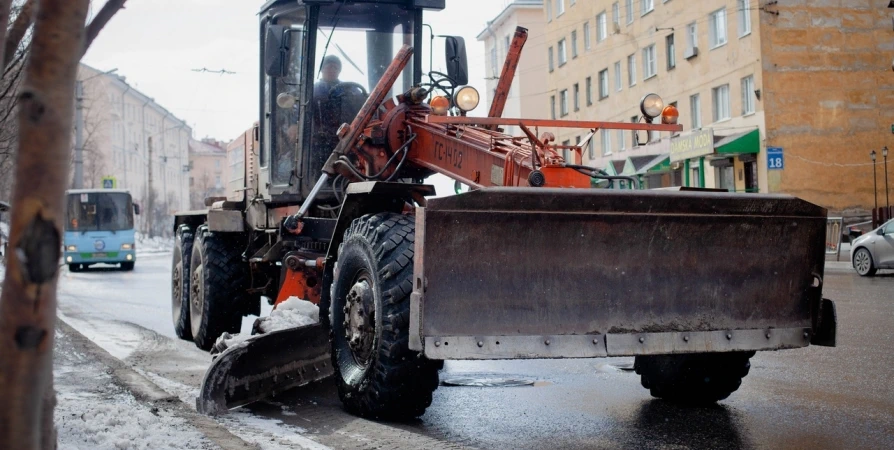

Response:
(0, 1), (90, 449)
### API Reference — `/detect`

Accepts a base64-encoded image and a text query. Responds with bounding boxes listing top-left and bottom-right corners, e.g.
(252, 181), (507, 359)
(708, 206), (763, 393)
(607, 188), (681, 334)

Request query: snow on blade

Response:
(257, 297), (319, 334)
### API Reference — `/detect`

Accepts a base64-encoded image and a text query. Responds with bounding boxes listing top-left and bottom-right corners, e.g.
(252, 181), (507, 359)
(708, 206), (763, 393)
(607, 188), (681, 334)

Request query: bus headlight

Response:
(455, 86), (480, 112)
(121, 243), (133, 250)
(640, 93), (665, 120)
(66, 256), (73, 263)
(66, 245), (77, 251)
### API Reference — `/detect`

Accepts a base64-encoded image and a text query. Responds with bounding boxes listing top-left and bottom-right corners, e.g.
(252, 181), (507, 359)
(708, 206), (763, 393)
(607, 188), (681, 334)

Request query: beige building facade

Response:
(543, 0), (764, 193)
(77, 64), (192, 232)
(477, 0), (550, 135)
(540, 0), (894, 213)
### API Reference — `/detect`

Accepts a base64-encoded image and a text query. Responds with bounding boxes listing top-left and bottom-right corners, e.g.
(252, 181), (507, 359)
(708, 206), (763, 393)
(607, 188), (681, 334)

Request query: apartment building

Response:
(478, 0), (549, 135)
(188, 138), (228, 209)
(77, 63), (192, 224)
(542, 0), (892, 213)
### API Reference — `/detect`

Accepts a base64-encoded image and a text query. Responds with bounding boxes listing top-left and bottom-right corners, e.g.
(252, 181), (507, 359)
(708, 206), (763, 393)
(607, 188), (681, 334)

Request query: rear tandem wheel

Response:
(188, 226), (249, 351)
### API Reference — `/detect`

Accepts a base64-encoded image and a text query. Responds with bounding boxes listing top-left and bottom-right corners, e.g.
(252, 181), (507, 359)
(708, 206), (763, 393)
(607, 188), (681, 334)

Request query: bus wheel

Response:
(121, 261), (135, 271)
(69, 264), (81, 272)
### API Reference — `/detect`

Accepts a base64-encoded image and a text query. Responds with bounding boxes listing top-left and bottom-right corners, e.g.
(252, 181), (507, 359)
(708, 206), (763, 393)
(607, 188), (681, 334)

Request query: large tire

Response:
(327, 212), (440, 420)
(171, 226), (194, 340)
(634, 351), (755, 404)
(189, 227), (248, 350)
(853, 247), (877, 277)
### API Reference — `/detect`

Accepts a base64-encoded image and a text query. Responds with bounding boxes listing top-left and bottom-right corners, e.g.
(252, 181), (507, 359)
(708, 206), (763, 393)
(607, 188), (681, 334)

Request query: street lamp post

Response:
(871, 150), (878, 215)
(884, 146), (890, 212)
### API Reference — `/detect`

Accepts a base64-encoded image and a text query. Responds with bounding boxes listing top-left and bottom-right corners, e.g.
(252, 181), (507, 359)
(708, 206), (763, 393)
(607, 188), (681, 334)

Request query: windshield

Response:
(305, 4), (414, 177)
(65, 192), (134, 232)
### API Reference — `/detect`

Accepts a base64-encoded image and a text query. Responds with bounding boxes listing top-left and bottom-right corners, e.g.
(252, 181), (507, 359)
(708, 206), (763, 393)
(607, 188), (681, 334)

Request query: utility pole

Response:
(73, 80), (84, 188)
(147, 136), (154, 237)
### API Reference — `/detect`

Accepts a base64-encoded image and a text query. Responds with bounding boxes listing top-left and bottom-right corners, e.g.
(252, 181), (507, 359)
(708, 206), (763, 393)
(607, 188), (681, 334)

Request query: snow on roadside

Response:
(54, 330), (215, 450)
(134, 232), (173, 255)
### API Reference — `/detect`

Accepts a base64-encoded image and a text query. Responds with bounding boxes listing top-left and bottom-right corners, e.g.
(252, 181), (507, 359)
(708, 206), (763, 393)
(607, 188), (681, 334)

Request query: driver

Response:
(314, 55), (342, 101)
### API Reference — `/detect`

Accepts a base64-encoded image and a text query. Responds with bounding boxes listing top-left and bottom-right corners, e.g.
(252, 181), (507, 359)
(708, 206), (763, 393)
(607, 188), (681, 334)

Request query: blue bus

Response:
(63, 189), (139, 271)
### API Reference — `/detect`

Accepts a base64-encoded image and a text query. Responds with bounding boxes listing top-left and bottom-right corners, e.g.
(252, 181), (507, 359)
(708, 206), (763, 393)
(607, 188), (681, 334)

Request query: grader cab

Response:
(170, 0), (837, 420)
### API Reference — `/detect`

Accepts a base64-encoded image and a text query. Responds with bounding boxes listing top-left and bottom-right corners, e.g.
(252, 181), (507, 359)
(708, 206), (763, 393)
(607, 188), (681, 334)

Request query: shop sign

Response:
(669, 129), (714, 163)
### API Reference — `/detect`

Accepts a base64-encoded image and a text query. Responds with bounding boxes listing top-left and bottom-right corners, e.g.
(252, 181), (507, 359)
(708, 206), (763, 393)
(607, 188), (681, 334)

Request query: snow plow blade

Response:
(196, 324), (332, 415)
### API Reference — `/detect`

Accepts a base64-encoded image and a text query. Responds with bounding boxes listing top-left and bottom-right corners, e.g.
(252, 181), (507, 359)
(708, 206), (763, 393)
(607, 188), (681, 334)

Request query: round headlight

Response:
(430, 95), (450, 115)
(640, 93), (664, 120)
(276, 92), (297, 109)
(455, 86), (480, 112)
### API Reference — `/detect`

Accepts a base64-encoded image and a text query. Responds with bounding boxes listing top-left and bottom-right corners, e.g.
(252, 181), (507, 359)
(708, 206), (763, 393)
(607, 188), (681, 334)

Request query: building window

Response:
(562, 140), (571, 161)
(571, 30), (578, 58)
(598, 69), (609, 99)
(556, 0), (565, 17)
(614, 61), (622, 91)
(597, 12), (607, 42)
(666, 34), (676, 70)
(686, 22), (698, 56)
(625, 0), (634, 24)
(627, 54), (636, 86)
(709, 8), (727, 48)
(490, 46), (498, 77)
(586, 76), (593, 105)
(631, 116), (640, 146)
(617, 129), (626, 151)
(741, 75), (755, 115)
(601, 129), (612, 155)
(690, 94), (701, 128)
(560, 89), (569, 116)
(738, 0), (751, 37)
(584, 22), (592, 50)
(558, 39), (567, 66)
(547, 0), (552, 21)
(588, 137), (595, 159)
(643, 45), (657, 79)
(641, 0), (654, 16)
(548, 46), (554, 72)
(612, 2), (620, 28)
(550, 95), (556, 119)
(573, 83), (580, 111)
(712, 84), (730, 122)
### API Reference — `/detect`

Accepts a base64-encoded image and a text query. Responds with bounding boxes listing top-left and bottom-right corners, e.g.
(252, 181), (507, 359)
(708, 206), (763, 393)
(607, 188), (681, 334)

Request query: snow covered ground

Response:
(54, 328), (216, 450)
(134, 232), (173, 255)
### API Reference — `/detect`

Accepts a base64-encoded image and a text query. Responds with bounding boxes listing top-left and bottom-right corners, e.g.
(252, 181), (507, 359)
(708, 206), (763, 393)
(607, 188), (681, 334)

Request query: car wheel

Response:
(853, 248), (877, 277)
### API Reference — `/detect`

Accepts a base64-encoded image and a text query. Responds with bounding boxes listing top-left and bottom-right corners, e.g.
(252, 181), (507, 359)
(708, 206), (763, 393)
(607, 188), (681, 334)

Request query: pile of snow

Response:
(257, 297), (320, 334)
(134, 232), (174, 254)
(56, 390), (213, 450)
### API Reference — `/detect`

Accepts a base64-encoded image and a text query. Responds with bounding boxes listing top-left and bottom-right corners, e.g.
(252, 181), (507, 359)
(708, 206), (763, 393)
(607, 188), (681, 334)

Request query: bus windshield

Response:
(66, 192), (134, 232)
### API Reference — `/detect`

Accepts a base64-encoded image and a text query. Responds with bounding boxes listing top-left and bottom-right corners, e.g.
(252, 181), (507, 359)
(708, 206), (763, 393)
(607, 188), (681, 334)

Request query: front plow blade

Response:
(196, 324), (332, 415)
(410, 187), (828, 359)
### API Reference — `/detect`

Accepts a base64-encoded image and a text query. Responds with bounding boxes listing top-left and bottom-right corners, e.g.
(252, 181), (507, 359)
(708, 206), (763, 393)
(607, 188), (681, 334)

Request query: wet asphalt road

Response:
(56, 254), (894, 449)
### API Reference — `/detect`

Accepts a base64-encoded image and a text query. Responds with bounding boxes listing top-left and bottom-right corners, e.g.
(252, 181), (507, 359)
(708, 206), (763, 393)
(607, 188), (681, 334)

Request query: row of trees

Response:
(0, 1), (127, 448)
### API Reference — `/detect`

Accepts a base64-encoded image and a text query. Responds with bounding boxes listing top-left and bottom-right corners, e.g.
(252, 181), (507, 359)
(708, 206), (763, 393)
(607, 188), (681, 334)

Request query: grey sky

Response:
(83, 0), (508, 142)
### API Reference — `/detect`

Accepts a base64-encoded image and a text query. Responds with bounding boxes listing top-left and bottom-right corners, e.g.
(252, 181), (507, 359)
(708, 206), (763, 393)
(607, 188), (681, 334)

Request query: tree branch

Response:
(81, 0), (128, 57)
(3, 0), (35, 70)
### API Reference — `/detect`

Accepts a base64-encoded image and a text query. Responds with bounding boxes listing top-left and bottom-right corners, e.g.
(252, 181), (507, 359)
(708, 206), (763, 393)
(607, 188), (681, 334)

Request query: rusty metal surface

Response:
(425, 115), (683, 132)
(414, 188), (827, 342)
(486, 26), (528, 127)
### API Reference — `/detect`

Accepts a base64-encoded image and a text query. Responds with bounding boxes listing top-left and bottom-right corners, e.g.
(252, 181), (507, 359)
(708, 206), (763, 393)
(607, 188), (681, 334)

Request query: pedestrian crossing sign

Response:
(101, 177), (116, 189)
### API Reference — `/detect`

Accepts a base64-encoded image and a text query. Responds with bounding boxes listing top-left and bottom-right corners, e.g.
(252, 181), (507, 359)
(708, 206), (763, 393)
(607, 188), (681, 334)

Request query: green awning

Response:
(715, 129), (760, 155)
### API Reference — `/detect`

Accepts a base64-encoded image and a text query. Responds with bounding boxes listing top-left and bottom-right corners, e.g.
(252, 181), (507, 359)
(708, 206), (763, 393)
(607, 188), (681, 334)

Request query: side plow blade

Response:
(410, 188), (829, 360)
(196, 324), (333, 415)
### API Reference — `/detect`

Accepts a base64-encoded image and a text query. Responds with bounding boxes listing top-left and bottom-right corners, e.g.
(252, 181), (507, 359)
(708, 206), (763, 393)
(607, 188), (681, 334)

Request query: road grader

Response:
(171, 0), (837, 420)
